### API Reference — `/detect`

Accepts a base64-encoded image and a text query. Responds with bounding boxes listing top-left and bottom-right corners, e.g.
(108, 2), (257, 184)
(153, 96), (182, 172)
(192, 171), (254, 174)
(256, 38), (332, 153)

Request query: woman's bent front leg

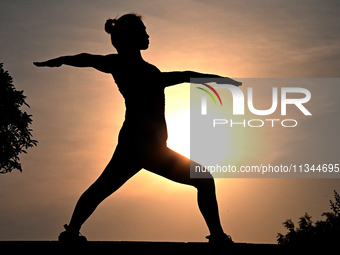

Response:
(142, 146), (225, 236)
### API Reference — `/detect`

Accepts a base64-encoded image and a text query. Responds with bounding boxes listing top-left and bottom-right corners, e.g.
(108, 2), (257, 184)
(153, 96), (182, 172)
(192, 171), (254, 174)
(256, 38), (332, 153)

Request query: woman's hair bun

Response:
(105, 19), (117, 34)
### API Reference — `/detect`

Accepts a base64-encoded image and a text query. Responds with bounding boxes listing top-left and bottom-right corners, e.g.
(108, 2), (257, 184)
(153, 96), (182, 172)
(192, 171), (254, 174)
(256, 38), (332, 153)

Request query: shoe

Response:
(58, 224), (87, 242)
(206, 233), (234, 245)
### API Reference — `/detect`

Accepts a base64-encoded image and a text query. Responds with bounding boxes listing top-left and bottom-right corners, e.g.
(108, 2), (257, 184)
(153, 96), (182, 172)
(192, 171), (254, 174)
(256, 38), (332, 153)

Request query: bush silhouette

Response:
(277, 190), (340, 250)
(0, 63), (38, 173)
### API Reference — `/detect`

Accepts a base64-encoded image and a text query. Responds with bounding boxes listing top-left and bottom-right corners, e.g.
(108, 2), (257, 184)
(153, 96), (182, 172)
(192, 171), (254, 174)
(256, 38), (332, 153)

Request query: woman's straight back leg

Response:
(67, 144), (142, 233)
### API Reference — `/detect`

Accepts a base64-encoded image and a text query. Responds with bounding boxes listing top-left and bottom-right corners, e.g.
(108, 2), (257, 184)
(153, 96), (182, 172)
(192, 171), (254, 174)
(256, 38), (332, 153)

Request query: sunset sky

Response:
(1, 0), (340, 243)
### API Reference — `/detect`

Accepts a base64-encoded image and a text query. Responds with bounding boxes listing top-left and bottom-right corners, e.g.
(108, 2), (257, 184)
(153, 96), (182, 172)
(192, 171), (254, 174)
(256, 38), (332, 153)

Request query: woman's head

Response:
(105, 13), (149, 52)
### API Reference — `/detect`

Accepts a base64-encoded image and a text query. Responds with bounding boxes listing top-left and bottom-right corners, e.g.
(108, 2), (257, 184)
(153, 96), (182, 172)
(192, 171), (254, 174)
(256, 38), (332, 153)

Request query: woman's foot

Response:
(206, 233), (234, 245)
(58, 224), (87, 242)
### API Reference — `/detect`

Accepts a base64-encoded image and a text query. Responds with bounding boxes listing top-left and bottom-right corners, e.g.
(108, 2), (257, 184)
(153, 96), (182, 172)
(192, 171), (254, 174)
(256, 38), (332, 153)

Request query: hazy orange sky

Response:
(1, 0), (340, 243)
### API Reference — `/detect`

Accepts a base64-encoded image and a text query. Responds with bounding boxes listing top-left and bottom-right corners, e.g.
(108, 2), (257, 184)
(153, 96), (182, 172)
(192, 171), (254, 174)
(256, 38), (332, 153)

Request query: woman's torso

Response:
(110, 55), (167, 147)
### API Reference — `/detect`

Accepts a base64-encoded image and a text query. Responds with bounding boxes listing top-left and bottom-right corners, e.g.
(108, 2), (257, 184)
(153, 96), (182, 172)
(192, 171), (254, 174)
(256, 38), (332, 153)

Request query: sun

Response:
(166, 109), (190, 158)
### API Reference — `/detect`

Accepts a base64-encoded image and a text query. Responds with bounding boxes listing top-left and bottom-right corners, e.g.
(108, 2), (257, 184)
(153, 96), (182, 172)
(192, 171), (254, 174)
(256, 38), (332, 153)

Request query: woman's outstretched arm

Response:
(161, 71), (242, 87)
(34, 53), (114, 73)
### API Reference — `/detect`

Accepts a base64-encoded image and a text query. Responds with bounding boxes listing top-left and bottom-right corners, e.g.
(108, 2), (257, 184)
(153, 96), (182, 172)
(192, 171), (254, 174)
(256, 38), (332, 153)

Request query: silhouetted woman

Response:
(34, 13), (241, 244)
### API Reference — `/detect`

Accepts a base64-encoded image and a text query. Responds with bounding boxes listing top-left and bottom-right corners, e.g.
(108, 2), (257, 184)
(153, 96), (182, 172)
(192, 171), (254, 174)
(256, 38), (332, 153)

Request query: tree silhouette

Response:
(277, 190), (340, 251)
(0, 63), (38, 173)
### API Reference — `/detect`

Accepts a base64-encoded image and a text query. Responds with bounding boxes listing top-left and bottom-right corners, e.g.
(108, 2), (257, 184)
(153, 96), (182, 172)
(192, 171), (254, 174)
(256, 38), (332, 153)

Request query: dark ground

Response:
(0, 241), (308, 254)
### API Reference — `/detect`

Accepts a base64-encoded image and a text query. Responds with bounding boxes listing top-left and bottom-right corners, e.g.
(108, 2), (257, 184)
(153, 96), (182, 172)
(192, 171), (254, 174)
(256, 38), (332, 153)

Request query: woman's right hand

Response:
(34, 58), (62, 67)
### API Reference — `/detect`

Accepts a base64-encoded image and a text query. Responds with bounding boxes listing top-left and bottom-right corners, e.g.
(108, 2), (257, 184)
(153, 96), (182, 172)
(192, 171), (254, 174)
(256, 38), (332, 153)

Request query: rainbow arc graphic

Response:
(196, 83), (222, 106)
